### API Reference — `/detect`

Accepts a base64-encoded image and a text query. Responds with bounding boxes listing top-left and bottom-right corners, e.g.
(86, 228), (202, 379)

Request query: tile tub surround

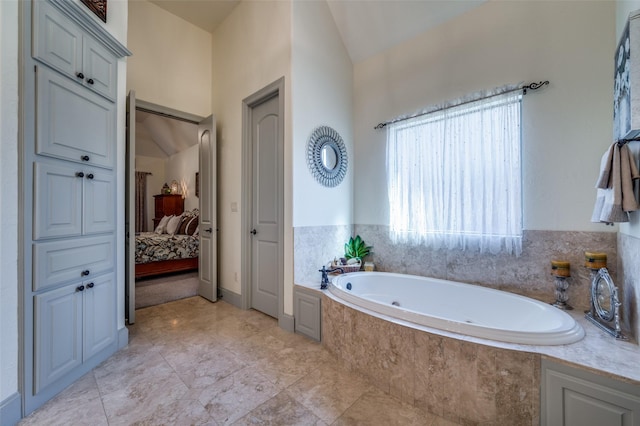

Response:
(322, 292), (640, 425)
(353, 226), (618, 315)
(294, 225), (353, 285)
(618, 232), (640, 341)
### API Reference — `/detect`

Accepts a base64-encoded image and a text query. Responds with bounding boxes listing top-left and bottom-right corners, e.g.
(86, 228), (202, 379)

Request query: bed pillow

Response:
(154, 215), (172, 234)
(184, 215), (199, 235)
(166, 214), (183, 235)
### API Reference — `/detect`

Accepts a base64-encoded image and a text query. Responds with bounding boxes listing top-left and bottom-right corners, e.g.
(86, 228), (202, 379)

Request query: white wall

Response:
(127, 0), (211, 117)
(292, 1), (353, 227)
(617, 0), (640, 238)
(165, 144), (199, 212)
(0, 0), (19, 406)
(212, 0), (292, 312)
(136, 156), (166, 231)
(353, 1), (616, 234)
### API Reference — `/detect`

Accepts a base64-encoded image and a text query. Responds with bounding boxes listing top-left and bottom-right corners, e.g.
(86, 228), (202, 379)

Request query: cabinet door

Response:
(33, 162), (83, 240)
(83, 169), (115, 234)
(34, 284), (83, 393)
(32, 1), (82, 79)
(83, 274), (116, 360)
(36, 66), (115, 168)
(82, 37), (117, 101)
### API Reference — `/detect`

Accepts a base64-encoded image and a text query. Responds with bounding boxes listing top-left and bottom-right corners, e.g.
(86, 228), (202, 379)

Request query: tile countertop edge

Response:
(311, 286), (640, 386)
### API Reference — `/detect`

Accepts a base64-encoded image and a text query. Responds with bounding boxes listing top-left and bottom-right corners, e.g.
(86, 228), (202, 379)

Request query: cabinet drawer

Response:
(36, 65), (115, 168)
(33, 235), (114, 292)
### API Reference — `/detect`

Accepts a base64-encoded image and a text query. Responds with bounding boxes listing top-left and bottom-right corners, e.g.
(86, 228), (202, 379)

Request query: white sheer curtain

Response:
(386, 90), (523, 256)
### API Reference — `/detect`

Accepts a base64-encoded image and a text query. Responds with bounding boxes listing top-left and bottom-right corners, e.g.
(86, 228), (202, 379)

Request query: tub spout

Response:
(319, 266), (343, 289)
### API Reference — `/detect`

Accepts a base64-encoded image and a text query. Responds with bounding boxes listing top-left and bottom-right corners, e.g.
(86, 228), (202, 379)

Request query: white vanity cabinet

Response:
(34, 272), (116, 393)
(33, 0), (117, 101)
(542, 359), (640, 426)
(34, 162), (115, 240)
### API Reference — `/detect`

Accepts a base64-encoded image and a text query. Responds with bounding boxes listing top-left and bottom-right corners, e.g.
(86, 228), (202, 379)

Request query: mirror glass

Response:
(594, 276), (613, 320)
(321, 144), (338, 170)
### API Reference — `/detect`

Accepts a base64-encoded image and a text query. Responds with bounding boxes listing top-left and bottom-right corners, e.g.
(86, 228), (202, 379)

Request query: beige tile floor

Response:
(19, 296), (458, 425)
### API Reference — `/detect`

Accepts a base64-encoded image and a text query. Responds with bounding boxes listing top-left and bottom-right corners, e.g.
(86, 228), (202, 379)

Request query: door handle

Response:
(250, 229), (257, 235)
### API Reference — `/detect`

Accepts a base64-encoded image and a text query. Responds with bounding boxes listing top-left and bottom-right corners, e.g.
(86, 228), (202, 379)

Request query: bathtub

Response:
(329, 272), (584, 345)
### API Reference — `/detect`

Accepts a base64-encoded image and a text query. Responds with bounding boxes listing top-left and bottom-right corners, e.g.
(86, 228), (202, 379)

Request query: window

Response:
(386, 90), (523, 255)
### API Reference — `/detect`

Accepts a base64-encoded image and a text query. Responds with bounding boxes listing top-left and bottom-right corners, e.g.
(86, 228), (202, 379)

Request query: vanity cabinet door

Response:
(34, 284), (83, 394)
(82, 37), (117, 100)
(83, 169), (115, 235)
(33, 162), (83, 240)
(83, 273), (116, 360)
(32, 0), (82, 79)
(36, 66), (115, 169)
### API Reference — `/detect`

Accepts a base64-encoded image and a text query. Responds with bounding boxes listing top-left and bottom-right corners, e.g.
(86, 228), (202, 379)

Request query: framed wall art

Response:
(614, 9), (640, 141)
(80, 0), (107, 23)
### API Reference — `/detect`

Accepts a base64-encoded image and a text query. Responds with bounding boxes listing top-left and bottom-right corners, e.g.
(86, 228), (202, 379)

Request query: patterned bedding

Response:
(135, 232), (199, 264)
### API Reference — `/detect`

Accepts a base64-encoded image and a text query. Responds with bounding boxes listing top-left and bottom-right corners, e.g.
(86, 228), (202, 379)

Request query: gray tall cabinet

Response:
(22, 0), (130, 415)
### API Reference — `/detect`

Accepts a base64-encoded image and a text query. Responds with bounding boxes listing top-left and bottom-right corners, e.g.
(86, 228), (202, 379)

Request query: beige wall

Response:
(291, 0), (354, 228)
(353, 1), (616, 234)
(212, 1), (293, 312)
(165, 144), (200, 212)
(127, 0), (211, 117)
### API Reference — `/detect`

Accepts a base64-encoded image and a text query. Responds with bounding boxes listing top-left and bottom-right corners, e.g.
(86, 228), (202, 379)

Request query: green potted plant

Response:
(335, 235), (372, 272)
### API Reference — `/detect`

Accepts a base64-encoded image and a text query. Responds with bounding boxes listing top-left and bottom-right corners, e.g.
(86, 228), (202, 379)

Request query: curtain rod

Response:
(374, 81), (550, 130)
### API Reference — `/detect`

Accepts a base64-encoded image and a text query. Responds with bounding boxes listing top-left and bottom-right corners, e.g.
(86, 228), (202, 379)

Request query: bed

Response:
(134, 210), (199, 279)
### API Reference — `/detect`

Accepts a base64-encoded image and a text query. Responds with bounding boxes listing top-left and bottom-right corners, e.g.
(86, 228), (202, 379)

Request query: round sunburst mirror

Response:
(306, 126), (348, 187)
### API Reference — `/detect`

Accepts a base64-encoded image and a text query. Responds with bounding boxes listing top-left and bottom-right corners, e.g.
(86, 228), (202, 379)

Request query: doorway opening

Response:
(126, 96), (216, 322)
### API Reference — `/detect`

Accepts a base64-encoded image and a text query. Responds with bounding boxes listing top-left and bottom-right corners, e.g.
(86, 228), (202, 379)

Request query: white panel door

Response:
(83, 169), (115, 234)
(198, 116), (217, 302)
(33, 162), (83, 240)
(36, 65), (115, 168)
(83, 273), (116, 360)
(34, 284), (83, 393)
(250, 95), (281, 318)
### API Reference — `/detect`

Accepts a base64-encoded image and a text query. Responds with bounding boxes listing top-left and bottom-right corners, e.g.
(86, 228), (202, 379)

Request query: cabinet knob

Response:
(81, 270), (90, 276)
(75, 172), (85, 178)
(76, 72), (84, 80)
(81, 155), (90, 162)
(86, 173), (94, 180)
(87, 78), (94, 85)
(76, 285), (85, 292)
(86, 282), (94, 289)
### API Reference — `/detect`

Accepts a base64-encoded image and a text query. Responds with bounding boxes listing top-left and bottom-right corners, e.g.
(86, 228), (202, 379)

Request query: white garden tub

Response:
(329, 272), (584, 345)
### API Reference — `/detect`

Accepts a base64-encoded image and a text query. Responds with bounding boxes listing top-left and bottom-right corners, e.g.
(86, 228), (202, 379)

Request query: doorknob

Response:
(250, 229), (257, 235)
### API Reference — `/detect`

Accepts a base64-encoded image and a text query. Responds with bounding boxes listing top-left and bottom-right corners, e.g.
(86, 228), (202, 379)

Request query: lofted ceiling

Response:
(139, 1), (486, 156)
(135, 110), (199, 158)
(148, 0), (485, 63)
